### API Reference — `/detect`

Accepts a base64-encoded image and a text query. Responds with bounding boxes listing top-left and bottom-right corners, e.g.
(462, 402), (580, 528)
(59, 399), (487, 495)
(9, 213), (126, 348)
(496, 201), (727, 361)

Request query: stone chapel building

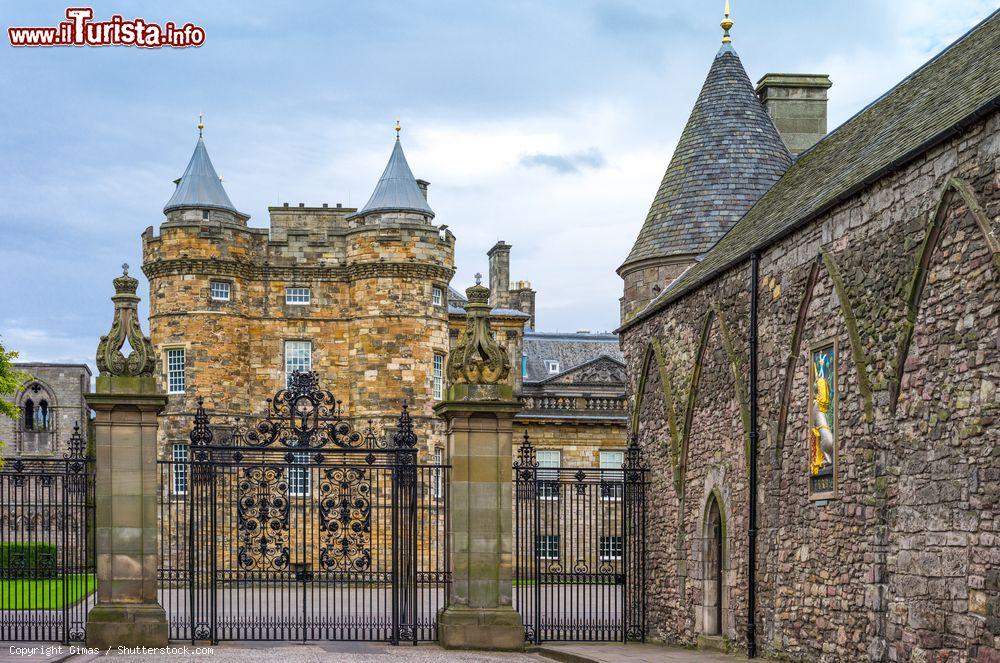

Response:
(618, 9), (999, 663)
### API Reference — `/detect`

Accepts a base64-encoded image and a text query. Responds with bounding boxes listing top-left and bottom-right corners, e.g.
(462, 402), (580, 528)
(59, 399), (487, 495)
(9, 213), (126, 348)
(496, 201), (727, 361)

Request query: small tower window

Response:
(202, 210), (209, 220)
(210, 281), (231, 301)
(285, 287), (311, 305)
(432, 286), (444, 307)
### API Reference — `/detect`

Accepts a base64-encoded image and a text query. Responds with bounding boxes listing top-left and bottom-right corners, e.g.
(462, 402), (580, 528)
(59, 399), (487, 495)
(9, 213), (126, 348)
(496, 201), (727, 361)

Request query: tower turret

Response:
(163, 116), (247, 225)
(618, 4), (791, 322)
(351, 121), (434, 224)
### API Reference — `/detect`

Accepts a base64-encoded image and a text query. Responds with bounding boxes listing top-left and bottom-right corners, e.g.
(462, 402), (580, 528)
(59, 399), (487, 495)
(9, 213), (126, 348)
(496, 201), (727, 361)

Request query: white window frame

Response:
(285, 287), (311, 305)
(210, 281), (231, 301)
(545, 360), (560, 374)
(166, 348), (185, 394)
(287, 452), (310, 497)
(599, 535), (623, 561)
(432, 447), (444, 499)
(432, 286), (444, 307)
(172, 444), (188, 495)
(284, 340), (312, 387)
(536, 534), (560, 561)
(600, 450), (625, 501)
(433, 353), (445, 400)
(536, 449), (560, 500)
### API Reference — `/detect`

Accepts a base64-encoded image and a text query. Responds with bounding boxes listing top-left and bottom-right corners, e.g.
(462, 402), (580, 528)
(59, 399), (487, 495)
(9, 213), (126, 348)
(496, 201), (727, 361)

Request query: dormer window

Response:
(545, 360), (560, 374)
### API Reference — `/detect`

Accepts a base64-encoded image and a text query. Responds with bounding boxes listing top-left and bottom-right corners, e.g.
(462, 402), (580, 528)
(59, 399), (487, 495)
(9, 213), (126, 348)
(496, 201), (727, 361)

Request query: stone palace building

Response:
(141, 122), (627, 468)
(619, 8), (999, 663)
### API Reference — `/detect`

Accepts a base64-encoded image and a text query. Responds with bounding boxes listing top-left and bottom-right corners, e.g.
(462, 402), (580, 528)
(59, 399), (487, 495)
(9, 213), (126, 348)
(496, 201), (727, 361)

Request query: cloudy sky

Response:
(1, 0), (996, 367)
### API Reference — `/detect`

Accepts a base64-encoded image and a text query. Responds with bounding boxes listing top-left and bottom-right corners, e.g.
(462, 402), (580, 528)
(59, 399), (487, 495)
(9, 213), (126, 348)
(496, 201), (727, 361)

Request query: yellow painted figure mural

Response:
(809, 345), (835, 494)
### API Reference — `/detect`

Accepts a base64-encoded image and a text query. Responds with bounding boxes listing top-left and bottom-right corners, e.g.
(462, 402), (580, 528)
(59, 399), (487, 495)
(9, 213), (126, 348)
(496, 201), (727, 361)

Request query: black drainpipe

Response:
(747, 252), (760, 658)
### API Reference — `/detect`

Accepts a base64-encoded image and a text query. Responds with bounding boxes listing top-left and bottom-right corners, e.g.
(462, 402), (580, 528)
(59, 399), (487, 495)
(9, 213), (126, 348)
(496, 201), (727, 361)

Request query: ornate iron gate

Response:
(0, 424), (95, 643)
(513, 432), (646, 643)
(158, 372), (449, 643)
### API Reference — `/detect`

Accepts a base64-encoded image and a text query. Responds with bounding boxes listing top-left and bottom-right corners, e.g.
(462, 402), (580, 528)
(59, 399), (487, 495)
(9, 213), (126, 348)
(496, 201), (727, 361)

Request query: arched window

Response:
(23, 399), (34, 430)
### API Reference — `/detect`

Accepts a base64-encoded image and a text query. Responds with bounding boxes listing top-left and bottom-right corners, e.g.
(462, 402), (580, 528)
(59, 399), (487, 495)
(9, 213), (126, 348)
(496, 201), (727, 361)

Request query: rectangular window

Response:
(284, 341), (312, 386)
(599, 536), (623, 561)
(172, 444), (188, 495)
(522, 354), (528, 378)
(287, 452), (310, 496)
(210, 281), (231, 301)
(600, 450), (625, 500)
(545, 360), (560, 374)
(166, 348), (185, 394)
(433, 353), (445, 400)
(432, 447), (444, 499)
(285, 287), (311, 305)
(536, 534), (559, 560)
(536, 449), (560, 500)
(432, 286), (444, 306)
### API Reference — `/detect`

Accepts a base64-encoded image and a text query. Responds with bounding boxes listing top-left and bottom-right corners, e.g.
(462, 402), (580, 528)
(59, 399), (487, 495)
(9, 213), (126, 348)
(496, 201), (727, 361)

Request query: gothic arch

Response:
(630, 310), (715, 495)
(698, 487), (729, 636)
(890, 176), (1000, 412)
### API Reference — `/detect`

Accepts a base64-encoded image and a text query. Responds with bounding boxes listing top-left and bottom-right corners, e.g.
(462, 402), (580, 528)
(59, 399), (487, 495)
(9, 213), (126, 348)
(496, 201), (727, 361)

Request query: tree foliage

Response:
(0, 337), (30, 461)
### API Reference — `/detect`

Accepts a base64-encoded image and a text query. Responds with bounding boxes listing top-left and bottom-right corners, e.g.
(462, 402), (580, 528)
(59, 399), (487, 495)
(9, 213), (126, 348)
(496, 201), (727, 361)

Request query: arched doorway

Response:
(703, 493), (724, 635)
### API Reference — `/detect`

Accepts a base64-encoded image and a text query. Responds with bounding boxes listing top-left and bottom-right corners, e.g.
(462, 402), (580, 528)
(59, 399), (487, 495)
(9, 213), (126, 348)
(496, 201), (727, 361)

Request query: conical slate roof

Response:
(163, 137), (239, 215)
(356, 138), (434, 218)
(621, 44), (791, 270)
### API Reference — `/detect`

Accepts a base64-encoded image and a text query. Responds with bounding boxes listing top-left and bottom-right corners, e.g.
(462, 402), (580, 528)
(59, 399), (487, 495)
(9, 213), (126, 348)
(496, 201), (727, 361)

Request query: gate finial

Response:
(95, 265), (156, 377)
(445, 281), (511, 398)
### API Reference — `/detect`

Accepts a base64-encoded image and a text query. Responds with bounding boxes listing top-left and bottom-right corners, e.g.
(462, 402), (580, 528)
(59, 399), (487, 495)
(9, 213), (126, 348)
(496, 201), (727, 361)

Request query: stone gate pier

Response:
(435, 281), (524, 650)
(85, 267), (169, 648)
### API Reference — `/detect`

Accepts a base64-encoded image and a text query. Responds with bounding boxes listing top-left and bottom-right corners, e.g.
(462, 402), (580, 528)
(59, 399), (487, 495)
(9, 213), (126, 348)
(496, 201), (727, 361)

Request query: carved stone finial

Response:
(96, 266), (156, 377)
(475, 272), (482, 285)
(446, 282), (510, 388)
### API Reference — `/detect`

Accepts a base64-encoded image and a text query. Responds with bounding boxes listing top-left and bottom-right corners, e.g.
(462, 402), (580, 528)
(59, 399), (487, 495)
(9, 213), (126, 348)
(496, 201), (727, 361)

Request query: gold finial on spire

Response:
(395, 118), (401, 139)
(721, 0), (734, 44)
(197, 112), (204, 138)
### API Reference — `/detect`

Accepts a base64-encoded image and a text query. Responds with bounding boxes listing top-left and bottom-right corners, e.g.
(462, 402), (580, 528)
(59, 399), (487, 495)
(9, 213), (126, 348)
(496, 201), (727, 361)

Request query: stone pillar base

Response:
(87, 604), (168, 649)
(438, 606), (525, 651)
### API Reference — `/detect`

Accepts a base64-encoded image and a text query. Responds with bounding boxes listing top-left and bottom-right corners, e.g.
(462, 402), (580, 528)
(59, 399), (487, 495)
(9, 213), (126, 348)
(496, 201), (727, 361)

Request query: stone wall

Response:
(621, 110), (1000, 661)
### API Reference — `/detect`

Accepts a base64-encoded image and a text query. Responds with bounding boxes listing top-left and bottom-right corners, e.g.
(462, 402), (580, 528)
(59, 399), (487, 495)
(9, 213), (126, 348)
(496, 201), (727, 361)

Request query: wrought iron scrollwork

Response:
(318, 467), (372, 571)
(237, 466), (290, 571)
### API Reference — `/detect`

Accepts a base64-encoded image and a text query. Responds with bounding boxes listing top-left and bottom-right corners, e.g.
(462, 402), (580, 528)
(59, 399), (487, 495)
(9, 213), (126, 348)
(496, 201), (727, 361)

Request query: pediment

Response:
(541, 355), (626, 386)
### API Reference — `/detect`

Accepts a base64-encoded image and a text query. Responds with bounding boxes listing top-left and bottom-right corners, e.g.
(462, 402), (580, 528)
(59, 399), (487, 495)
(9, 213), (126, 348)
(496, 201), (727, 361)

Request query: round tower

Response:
(618, 8), (791, 323)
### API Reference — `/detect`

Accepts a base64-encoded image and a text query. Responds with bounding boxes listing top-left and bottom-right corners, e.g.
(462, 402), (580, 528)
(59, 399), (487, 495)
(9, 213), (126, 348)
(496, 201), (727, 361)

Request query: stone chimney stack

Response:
(488, 240), (511, 309)
(755, 74), (832, 156)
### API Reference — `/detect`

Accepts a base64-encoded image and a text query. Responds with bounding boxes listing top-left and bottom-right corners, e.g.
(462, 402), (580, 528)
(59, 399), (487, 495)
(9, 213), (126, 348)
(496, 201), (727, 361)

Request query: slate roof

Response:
(355, 138), (435, 218)
(523, 332), (623, 383)
(620, 43), (791, 271)
(621, 9), (1000, 330)
(164, 137), (241, 215)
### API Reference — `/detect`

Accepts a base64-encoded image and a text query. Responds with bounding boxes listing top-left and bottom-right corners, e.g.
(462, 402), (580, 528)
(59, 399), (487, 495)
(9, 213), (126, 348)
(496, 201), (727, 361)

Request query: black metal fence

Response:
(0, 424), (94, 643)
(158, 372), (449, 644)
(513, 433), (646, 643)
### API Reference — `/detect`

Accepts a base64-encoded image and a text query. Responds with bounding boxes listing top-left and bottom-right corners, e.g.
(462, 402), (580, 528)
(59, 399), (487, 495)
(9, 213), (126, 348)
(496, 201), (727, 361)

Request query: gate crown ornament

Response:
(446, 282), (510, 387)
(95, 264), (156, 377)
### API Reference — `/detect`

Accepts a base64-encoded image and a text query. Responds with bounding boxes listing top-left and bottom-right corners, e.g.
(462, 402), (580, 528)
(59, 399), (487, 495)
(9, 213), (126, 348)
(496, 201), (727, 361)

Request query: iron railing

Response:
(0, 424), (94, 643)
(513, 432), (646, 643)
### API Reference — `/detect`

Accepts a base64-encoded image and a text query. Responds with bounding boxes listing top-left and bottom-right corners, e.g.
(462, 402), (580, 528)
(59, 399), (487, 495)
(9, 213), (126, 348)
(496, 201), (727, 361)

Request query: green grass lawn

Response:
(0, 574), (95, 610)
